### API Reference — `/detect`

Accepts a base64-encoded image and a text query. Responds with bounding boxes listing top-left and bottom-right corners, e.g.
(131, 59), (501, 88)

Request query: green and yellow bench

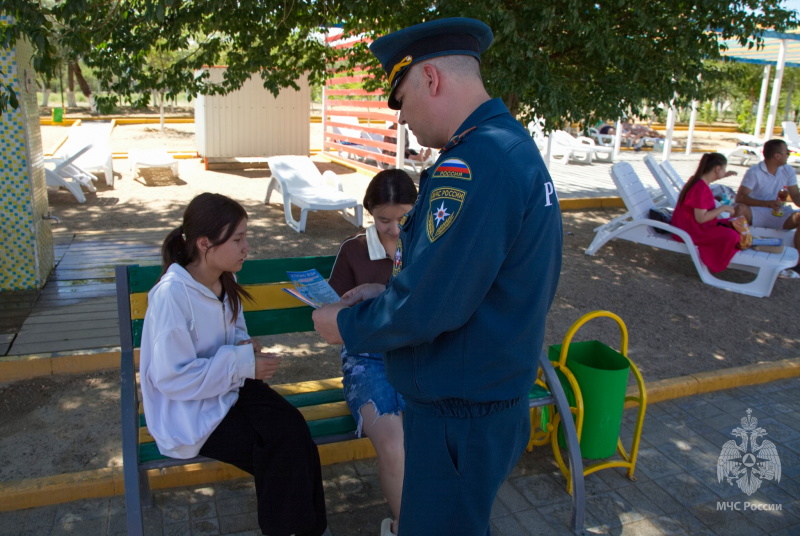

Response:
(117, 256), (585, 535)
(117, 256), (378, 536)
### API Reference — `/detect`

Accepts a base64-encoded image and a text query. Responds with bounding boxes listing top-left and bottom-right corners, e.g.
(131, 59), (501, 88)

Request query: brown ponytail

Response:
(160, 193), (253, 322)
(678, 152), (727, 206)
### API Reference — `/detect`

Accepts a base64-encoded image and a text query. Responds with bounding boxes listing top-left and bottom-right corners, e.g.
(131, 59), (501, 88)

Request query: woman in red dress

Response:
(671, 153), (741, 273)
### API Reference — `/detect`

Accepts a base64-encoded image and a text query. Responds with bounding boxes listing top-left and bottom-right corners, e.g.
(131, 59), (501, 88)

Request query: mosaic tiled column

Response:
(1, 23), (54, 291)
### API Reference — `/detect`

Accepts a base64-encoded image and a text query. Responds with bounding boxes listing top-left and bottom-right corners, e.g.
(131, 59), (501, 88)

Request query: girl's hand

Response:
(723, 170), (738, 178)
(340, 283), (386, 306)
(254, 352), (282, 380)
(237, 338), (263, 353)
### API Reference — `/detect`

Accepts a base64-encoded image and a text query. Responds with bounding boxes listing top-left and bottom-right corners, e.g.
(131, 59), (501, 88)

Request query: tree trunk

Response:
(68, 60), (94, 110)
(784, 79), (794, 121)
(66, 63), (77, 107)
(159, 91), (166, 132)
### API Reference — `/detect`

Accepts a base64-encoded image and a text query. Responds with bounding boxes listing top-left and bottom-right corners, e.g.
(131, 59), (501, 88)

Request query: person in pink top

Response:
(671, 152), (741, 273)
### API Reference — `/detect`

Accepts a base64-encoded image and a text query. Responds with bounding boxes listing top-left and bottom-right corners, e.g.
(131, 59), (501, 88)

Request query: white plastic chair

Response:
(265, 155), (363, 233)
(586, 162), (797, 297)
(643, 154), (680, 207)
(587, 127), (615, 147)
(782, 121), (800, 148)
(550, 130), (614, 165)
(44, 143), (97, 193)
(66, 121), (115, 187)
(44, 169), (86, 203)
(657, 159), (794, 246)
(129, 149), (179, 177)
(658, 160), (686, 193)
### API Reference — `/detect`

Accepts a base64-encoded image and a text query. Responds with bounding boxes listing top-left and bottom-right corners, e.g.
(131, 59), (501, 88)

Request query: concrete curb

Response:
(1, 357), (798, 512)
(0, 348), (122, 382)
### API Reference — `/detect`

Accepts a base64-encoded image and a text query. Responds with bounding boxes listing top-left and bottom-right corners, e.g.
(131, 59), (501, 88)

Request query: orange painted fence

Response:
(322, 30), (402, 172)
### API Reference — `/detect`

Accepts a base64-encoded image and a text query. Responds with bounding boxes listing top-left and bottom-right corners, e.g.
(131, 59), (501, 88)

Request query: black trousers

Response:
(199, 379), (327, 536)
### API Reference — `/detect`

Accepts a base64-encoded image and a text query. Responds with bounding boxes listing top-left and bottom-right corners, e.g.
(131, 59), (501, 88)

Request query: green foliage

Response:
(735, 99), (755, 133)
(2, 0), (798, 127)
(334, 0), (798, 127)
(700, 101), (717, 125)
(1, 79), (20, 111)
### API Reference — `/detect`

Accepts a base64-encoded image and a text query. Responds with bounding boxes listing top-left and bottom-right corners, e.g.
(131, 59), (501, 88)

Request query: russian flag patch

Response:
(431, 158), (472, 181)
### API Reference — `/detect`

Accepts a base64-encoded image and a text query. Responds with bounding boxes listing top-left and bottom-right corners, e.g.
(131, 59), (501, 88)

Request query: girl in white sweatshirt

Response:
(139, 193), (329, 536)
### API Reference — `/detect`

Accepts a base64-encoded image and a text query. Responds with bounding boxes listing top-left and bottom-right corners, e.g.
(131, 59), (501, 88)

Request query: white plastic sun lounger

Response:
(265, 155), (363, 233)
(129, 149), (179, 177)
(653, 157), (795, 246)
(44, 169), (86, 203)
(586, 162), (797, 297)
(550, 130), (614, 165)
(44, 143), (97, 193)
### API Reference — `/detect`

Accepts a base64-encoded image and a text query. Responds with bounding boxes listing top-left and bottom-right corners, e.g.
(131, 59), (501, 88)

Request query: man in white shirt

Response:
(736, 139), (800, 268)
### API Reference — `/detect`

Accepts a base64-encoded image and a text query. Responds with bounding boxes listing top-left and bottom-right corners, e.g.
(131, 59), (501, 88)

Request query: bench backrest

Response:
(117, 256), (350, 536)
(610, 162), (657, 221)
(118, 255), (347, 465)
(124, 256), (337, 348)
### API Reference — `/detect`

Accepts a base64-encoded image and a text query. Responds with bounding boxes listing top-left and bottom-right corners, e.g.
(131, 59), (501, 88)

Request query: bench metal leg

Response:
(538, 353), (586, 534)
(121, 356), (146, 535)
(117, 265), (146, 536)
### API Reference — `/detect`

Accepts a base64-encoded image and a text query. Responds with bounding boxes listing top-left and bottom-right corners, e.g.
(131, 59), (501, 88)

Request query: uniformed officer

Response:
(313, 17), (563, 536)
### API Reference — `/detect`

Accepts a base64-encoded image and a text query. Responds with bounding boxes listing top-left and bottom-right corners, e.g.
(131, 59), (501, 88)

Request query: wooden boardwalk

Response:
(1, 151), (725, 361)
(2, 229), (164, 358)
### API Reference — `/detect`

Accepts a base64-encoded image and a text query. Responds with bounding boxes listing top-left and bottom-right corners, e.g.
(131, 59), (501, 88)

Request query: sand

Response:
(0, 117), (797, 482)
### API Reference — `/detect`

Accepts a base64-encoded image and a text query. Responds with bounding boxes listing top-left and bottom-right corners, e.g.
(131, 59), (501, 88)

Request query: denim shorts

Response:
(340, 347), (405, 437)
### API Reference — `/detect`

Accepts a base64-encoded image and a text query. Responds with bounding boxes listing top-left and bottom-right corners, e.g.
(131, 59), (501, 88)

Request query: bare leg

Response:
(784, 212), (800, 251)
(360, 403), (404, 534)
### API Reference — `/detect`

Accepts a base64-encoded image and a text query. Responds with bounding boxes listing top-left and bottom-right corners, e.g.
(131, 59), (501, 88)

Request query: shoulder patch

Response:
(426, 187), (466, 242)
(431, 158), (472, 180)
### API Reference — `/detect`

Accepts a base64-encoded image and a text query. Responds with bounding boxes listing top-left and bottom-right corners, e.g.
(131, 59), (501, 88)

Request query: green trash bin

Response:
(548, 340), (630, 460)
(52, 107), (63, 123)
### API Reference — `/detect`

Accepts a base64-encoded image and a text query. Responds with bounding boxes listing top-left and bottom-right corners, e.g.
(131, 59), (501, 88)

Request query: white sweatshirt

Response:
(139, 264), (256, 458)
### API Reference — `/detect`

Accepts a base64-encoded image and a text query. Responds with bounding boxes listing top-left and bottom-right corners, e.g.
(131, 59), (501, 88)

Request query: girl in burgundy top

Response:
(328, 169), (417, 536)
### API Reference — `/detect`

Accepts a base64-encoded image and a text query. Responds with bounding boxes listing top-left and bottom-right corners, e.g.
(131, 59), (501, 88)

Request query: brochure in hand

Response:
(283, 269), (340, 309)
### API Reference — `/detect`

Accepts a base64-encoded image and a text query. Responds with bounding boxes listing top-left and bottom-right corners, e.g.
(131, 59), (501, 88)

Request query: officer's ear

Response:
(420, 63), (441, 97)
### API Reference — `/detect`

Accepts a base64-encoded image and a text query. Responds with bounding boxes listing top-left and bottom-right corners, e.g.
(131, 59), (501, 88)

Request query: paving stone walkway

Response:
(3, 376), (798, 535)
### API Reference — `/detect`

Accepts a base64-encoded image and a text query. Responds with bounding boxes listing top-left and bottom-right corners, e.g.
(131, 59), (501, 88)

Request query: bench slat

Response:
(139, 414), (358, 464)
(283, 388), (346, 407)
(132, 307), (317, 347)
(127, 256), (336, 293)
(272, 377), (344, 395)
(138, 400), (353, 444)
(129, 282), (320, 320)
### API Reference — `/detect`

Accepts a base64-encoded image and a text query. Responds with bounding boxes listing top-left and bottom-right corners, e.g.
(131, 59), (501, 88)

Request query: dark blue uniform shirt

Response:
(337, 98), (563, 403)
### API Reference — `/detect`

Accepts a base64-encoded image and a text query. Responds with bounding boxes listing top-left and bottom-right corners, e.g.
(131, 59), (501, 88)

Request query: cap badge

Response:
(388, 55), (413, 86)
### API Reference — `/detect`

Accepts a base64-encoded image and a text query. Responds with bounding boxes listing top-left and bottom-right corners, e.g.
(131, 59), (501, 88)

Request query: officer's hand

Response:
(312, 302), (348, 344)
(340, 283), (386, 306)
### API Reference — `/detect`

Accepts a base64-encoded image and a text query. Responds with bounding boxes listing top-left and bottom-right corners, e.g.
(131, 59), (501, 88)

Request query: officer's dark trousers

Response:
(199, 379), (328, 536)
(398, 396), (530, 536)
